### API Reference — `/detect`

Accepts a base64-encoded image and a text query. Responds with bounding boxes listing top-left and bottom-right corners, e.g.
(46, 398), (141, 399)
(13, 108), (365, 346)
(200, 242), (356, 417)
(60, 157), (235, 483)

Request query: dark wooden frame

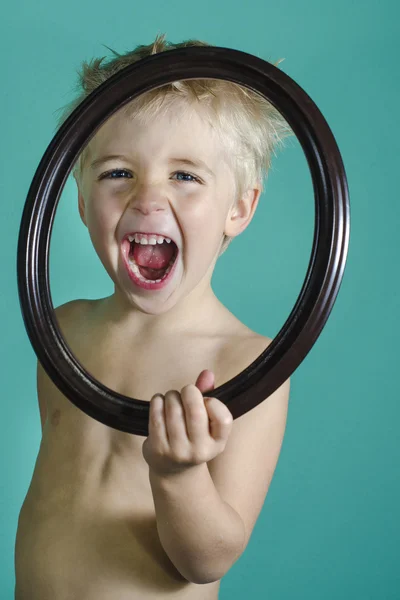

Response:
(17, 46), (350, 435)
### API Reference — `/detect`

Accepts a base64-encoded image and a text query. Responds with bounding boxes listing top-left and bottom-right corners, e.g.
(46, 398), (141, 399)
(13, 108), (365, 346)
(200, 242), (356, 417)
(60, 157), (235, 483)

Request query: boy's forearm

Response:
(149, 463), (246, 584)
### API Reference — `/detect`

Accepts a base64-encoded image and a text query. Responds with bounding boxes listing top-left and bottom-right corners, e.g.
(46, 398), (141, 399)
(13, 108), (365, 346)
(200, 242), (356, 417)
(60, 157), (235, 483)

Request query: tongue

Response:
(132, 241), (175, 270)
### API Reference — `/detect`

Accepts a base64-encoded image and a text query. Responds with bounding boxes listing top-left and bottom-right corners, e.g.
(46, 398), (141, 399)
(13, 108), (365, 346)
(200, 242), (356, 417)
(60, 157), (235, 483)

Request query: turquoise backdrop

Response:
(1, 1), (399, 597)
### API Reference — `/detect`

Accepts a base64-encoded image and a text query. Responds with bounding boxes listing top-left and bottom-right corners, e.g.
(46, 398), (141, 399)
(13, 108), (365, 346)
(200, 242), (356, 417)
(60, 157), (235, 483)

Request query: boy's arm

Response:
(149, 376), (290, 584)
(149, 463), (245, 585)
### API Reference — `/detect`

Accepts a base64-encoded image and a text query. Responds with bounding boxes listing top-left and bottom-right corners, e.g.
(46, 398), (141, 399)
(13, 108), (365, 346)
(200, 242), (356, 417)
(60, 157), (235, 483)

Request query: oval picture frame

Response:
(17, 46), (350, 435)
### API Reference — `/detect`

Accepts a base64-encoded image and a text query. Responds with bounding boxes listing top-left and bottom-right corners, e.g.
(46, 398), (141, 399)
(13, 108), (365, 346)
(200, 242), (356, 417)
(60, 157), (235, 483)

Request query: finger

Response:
(164, 390), (190, 447)
(195, 370), (215, 395)
(148, 394), (167, 447)
(180, 384), (210, 444)
(203, 397), (233, 442)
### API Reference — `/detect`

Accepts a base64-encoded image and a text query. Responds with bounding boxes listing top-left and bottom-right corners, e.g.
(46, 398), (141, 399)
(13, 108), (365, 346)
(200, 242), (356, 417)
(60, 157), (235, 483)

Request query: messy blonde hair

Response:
(55, 34), (293, 255)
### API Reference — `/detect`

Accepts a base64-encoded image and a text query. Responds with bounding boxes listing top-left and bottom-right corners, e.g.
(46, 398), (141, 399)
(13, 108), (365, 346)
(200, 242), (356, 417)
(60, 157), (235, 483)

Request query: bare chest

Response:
(24, 307), (258, 511)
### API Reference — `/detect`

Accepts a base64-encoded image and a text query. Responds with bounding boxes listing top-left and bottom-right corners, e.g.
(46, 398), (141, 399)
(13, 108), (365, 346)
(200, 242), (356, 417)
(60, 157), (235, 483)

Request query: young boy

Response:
(15, 34), (292, 599)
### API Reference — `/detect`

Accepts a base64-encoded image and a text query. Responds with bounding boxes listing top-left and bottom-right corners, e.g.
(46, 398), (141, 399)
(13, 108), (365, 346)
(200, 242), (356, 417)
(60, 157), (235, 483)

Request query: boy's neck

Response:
(97, 286), (225, 340)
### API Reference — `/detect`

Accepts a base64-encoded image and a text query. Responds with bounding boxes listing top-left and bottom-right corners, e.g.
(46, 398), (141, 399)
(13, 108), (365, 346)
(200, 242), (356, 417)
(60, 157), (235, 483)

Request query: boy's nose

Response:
(127, 184), (167, 215)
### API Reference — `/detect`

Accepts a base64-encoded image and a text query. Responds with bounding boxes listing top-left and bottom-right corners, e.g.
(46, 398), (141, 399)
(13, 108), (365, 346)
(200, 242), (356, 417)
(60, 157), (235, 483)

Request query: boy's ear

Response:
(224, 185), (262, 239)
(77, 188), (87, 227)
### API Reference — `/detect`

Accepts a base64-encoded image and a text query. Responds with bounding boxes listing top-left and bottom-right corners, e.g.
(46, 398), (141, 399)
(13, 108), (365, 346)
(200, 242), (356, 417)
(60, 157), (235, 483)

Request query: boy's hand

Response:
(142, 370), (233, 477)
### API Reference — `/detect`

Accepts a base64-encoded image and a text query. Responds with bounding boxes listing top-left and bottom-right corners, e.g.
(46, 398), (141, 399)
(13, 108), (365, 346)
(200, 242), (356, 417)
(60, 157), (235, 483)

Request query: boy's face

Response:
(76, 102), (259, 315)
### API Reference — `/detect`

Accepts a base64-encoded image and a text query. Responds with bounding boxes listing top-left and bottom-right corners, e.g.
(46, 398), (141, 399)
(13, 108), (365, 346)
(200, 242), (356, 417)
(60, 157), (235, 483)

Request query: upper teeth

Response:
(127, 233), (172, 245)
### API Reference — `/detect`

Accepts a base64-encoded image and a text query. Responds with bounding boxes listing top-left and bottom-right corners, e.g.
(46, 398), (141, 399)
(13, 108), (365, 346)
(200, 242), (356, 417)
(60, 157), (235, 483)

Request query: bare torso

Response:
(14, 298), (268, 599)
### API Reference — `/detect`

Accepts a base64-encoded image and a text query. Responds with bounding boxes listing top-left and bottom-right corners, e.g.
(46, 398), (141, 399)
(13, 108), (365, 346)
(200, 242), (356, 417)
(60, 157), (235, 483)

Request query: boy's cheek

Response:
(85, 209), (120, 246)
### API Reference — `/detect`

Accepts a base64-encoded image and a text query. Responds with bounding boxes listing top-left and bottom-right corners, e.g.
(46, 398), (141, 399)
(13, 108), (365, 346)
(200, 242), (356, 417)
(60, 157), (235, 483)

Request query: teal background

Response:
(1, 1), (398, 598)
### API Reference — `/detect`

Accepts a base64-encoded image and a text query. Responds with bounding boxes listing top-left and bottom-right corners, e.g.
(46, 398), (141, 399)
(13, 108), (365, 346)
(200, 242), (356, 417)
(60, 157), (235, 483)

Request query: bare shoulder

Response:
(53, 298), (95, 332)
(220, 326), (290, 417)
(37, 298), (90, 377)
(217, 326), (277, 388)
(36, 298), (98, 431)
(41, 297), (98, 383)
(209, 329), (290, 551)
(242, 332), (291, 409)
(217, 326), (290, 430)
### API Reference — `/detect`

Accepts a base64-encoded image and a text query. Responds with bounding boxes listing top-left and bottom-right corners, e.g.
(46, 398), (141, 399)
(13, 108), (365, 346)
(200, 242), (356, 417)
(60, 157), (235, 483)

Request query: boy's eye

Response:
(99, 169), (132, 180)
(172, 171), (201, 183)
(99, 169), (201, 183)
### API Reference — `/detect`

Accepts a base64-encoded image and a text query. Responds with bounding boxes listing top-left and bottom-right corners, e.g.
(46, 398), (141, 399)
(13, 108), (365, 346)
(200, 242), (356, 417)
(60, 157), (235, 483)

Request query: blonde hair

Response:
(55, 33), (293, 255)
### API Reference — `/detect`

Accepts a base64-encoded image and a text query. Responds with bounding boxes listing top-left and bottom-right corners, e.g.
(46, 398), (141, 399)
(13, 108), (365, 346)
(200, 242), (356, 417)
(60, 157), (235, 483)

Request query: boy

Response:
(15, 34), (291, 599)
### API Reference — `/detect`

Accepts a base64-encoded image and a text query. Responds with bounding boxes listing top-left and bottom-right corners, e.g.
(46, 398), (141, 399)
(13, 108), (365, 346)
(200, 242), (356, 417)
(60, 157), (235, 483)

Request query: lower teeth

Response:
(128, 257), (174, 283)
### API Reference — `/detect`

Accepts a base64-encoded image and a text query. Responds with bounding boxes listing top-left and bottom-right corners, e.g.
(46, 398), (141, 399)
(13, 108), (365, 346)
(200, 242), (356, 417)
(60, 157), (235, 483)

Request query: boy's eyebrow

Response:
(168, 158), (215, 177)
(90, 154), (128, 169)
(90, 155), (215, 177)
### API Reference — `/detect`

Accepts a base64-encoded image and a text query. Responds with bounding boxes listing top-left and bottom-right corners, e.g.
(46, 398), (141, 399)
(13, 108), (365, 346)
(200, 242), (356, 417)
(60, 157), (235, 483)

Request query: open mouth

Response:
(123, 235), (179, 285)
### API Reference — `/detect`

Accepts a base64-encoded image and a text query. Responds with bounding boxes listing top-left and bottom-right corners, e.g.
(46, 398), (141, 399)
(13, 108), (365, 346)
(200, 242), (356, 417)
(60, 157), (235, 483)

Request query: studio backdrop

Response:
(1, 1), (398, 599)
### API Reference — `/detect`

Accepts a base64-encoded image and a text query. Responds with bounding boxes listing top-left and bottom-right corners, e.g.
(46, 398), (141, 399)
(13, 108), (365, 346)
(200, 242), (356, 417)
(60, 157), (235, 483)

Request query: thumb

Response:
(195, 369), (215, 396)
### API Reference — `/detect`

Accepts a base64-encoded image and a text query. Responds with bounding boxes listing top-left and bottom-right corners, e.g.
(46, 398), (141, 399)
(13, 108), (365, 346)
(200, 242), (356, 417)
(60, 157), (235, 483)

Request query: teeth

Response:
(126, 232), (177, 285)
(127, 233), (172, 245)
